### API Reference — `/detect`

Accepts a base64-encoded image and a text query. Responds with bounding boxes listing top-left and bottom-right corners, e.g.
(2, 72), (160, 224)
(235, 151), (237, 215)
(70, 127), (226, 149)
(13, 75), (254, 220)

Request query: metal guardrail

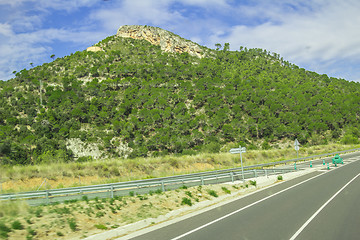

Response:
(1, 148), (359, 206)
(0, 168), (294, 206)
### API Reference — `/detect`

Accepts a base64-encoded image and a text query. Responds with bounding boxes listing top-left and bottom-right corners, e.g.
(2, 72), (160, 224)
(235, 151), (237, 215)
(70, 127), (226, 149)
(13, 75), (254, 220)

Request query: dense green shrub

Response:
(221, 187), (231, 194)
(341, 134), (359, 144)
(249, 180), (257, 187)
(207, 190), (218, 197)
(181, 197), (192, 206)
(0, 222), (11, 233)
(67, 218), (77, 231)
(1, 30), (360, 165)
(94, 224), (107, 230)
(11, 220), (24, 230)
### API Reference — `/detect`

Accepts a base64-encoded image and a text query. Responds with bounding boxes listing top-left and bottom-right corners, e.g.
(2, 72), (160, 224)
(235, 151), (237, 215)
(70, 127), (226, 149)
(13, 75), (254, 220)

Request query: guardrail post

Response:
(230, 172), (234, 183)
(111, 185), (114, 198)
(161, 181), (165, 192)
(265, 169), (268, 177)
(201, 176), (204, 185)
(254, 169), (257, 178)
(46, 191), (49, 205)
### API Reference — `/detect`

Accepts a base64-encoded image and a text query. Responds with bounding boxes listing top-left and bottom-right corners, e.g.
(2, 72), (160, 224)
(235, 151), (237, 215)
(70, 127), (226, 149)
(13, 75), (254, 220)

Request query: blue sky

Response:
(1, 0), (360, 82)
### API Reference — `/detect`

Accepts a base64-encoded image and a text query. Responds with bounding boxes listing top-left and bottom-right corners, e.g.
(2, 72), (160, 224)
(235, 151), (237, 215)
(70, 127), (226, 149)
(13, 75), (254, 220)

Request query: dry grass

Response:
(0, 142), (359, 239)
(0, 182), (257, 240)
(0, 143), (358, 193)
(0, 200), (29, 218)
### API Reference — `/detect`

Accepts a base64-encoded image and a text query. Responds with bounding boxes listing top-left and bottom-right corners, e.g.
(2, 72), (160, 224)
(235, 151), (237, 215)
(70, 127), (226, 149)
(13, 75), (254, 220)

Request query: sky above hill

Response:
(1, 0), (360, 82)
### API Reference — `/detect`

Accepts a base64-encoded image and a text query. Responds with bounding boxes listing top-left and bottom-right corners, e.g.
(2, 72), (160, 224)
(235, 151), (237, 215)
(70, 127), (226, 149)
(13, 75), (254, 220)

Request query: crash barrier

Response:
(1, 148), (359, 205)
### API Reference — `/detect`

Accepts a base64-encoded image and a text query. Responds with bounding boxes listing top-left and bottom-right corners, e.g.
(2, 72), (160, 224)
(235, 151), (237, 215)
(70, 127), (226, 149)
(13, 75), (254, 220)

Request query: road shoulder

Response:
(86, 166), (324, 240)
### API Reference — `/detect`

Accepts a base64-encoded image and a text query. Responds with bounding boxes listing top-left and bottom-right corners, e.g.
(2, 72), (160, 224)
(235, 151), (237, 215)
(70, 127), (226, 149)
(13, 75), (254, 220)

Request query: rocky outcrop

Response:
(86, 46), (103, 52)
(66, 138), (103, 160)
(66, 137), (133, 160)
(116, 25), (204, 58)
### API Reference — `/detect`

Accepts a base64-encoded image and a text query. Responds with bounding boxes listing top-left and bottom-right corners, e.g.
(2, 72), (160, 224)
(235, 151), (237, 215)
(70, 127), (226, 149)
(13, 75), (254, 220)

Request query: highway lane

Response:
(127, 153), (360, 240)
(291, 172), (360, 240)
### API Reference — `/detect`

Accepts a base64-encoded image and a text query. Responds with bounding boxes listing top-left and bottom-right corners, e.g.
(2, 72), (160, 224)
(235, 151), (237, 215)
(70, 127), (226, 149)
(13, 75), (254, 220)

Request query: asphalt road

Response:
(127, 152), (360, 240)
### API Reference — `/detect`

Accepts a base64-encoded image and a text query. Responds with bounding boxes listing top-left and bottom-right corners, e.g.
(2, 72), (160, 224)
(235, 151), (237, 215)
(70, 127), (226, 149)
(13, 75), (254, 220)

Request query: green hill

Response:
(1, 25), (359, 165)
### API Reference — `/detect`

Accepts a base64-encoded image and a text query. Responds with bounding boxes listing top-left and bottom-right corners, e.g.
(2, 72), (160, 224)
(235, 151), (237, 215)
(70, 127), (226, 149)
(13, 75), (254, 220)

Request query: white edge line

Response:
(170, 171), (328, 240)
(289, 172), (360, 240)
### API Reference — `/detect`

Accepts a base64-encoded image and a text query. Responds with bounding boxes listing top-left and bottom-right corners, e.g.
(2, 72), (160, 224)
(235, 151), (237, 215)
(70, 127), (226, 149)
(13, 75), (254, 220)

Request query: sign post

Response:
(230, 146), (246, 182)
(294, 139), (300, 158)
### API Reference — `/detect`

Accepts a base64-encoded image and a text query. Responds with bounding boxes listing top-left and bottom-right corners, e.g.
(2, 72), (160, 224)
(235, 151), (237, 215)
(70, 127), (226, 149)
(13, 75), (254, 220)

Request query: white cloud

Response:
(0, 23), (13, 36)
(207, 0), (360, 80)
(1, 0), (360, 82)
(0, 0), (25, 7)
(90, 0), (185, 33)
(177, 0), (229, 8)
(88, 0), (232, 47)
(0, 25), (108, 80)
(0, 0), (105, 80)
(0, 0), (98, 11)
(38, 0), (98, 13)
(0, 33), (49, 80)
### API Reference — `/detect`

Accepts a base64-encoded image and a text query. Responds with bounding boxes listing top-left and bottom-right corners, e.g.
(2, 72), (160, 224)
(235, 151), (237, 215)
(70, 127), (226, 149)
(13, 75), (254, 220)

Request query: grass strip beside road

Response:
(0, 143), (358, 193)
(0, 180), (262, 240)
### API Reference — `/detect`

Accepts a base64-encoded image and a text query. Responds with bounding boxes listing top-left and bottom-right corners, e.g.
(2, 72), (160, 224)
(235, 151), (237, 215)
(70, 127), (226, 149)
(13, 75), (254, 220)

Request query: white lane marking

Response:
(289, 172), (360, 240)
(346, 158), (358, 162)
(170, 172), (328, 240)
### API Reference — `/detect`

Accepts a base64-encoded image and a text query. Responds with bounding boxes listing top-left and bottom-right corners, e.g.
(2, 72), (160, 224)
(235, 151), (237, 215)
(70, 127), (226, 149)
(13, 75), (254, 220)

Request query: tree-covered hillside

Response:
(1, 27), (359, 165)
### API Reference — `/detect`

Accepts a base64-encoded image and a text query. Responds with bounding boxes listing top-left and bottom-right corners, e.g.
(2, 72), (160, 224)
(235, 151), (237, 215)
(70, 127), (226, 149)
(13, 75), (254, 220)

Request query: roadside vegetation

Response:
(0, 142), (358, 193)
(0, 181), (257, 240)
